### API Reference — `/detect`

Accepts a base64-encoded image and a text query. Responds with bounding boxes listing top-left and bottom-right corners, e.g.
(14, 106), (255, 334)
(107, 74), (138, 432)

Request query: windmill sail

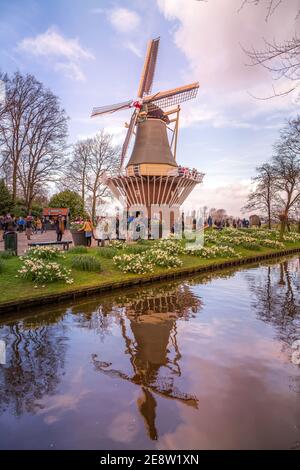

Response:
(144, 83), (199, 110)
(91, 99), (133, 117)
(120, 109), (138, 167)
(137, 37), (160, 98)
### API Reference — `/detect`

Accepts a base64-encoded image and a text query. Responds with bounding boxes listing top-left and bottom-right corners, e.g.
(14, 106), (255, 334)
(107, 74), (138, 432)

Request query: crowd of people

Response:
(0, 213), (69, 242)
(205, 215), (255, 229)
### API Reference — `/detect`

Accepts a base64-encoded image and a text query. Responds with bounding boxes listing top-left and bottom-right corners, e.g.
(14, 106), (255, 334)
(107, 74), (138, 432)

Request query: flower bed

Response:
(113, 253), (153, 274)
(186, 245), (238, 258)
(17, 258), (73, 285)
(24, 245), (62, 260)
(146, 249), (183, 268)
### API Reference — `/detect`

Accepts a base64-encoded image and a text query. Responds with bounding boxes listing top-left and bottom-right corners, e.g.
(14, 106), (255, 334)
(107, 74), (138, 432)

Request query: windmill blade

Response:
(91, 99), (133, 117)
(120, 110), (138, 168)
(144, 82), (199, 110)
(137, 37), (160, 98)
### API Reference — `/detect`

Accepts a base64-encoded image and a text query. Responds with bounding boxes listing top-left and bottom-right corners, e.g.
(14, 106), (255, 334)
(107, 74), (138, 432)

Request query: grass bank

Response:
(0, 239), (300, 313)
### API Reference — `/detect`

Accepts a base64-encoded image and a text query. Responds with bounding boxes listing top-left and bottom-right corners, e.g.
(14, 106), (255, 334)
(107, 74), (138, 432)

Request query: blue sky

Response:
(0, 0), (299, 214)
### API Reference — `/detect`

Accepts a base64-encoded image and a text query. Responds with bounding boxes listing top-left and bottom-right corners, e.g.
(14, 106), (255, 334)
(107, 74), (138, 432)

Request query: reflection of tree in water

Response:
(90, 282), (202, 440)
(247, 257), (300, 396)
(247, 257), (300, 345)
(0, 310), (67, 416)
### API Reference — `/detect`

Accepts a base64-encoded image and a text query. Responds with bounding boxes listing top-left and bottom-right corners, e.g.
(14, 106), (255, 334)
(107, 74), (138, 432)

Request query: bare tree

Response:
(85, 132), (120, 221)
(62, 132), (120, 220)
(244, 163), (276, 228)
(240, 1), (300, 98)
(272, 117), (300, 238)
(61, 139), (90, 207)
(0, 72), (68, 209)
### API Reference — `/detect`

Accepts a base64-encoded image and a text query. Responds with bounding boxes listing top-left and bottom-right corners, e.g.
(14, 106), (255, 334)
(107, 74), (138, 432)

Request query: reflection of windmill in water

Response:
(91, 37), (204, 220)
(92, 284), (201, 440)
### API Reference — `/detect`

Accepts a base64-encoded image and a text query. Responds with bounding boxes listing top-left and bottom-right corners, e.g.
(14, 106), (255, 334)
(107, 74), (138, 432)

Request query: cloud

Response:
(17, 27), (94, 81)
(157, 0), (299, 129)
(108, 7), (141, 33)
(183, 180), (252, 216)
(124, 40), (142, 58)
(55, 61), (85, 81)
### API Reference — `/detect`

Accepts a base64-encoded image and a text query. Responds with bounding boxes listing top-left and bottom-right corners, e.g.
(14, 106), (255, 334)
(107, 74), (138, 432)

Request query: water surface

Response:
(0, 256), (300, 449)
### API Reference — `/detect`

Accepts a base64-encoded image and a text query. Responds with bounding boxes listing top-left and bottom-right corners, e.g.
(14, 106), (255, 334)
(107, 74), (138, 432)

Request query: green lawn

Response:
(0, 239), (299, 306)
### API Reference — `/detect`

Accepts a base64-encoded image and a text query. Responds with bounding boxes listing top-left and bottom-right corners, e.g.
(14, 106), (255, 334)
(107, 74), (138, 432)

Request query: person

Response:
(115, 212), (120, 240)
(36, 217), (42, 234)
(80, 218), (94, 247)
(0, 216), (4, 241)
(41, 216), (46, 233)
(54, 215), (65, 242)
(17, 217), (25, 233)
(207, 215), (213, 228)
(25, 216), (33, 240)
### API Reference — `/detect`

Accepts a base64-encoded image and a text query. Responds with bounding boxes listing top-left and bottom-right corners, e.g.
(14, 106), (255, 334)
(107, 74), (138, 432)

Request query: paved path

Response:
(0, 230), (98, 255)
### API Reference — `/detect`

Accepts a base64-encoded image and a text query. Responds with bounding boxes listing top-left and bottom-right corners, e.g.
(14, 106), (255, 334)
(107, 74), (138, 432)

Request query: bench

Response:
(28, 240), (73, 251)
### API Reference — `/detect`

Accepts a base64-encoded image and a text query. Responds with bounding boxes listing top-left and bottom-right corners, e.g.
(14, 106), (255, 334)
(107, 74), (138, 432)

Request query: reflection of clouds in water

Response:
(36, 389), (91, 425)
(108, 412), (139, 443)
(157, 357), (300, 450)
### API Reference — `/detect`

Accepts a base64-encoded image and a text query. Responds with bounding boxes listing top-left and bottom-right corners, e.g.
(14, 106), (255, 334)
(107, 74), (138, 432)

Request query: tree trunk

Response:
(267, 186), (271, 229)
(11, 165), (17, 204)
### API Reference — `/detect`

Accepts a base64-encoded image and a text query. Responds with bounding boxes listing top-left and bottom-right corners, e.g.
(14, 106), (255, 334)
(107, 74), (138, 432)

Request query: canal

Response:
(0, 256), (299, 450)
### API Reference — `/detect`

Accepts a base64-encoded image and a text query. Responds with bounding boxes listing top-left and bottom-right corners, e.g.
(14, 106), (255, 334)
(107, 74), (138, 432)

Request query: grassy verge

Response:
(0, 241), (300, 306)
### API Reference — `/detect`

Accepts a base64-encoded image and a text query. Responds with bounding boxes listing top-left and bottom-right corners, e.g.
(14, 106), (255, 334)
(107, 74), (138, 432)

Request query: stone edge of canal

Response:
(0, 246), (299, 316)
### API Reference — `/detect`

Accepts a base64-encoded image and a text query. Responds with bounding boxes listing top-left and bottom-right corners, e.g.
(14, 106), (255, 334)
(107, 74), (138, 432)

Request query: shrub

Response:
(0, 250), (14, 259)
(71, 255), (102, 272)
(24, 246), (61, 260)
(17, 259), (73, 284)
(68, 245), (88, 254)
(96, 247), (118, 258)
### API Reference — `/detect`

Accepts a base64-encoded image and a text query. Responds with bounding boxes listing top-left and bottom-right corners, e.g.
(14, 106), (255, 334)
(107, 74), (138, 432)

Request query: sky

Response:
(0, 0), (299, 215)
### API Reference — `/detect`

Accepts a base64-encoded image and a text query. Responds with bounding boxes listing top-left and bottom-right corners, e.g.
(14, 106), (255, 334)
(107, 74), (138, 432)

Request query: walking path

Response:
(0, 230), (97, 255)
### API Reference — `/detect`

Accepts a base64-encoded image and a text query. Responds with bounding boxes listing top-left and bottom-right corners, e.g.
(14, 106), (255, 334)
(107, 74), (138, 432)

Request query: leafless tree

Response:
(62, 131), (120, 220)
(244, 163), (277, 228)
(272, 117), (300, 238)
(60, 139), (90, 207)
(240, 1), (300, 98)
(85, 132), (120, 221)
(0, 72), (68, 209)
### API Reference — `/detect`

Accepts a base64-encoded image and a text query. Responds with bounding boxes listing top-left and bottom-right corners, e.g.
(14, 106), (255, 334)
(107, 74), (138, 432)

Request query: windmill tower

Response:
(91, 37), (204, 222)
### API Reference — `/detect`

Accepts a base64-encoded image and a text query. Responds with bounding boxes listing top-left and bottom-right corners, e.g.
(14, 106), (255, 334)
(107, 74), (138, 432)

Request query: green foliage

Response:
(0, 179), (13, 215)
(96, 247), (118, 258)
(68, 245), (88, 254)
(71, 255), (102, 272)
(0, 258), (4, 273)
(0, 250), (14, 259)
(49, 190), (85, 219)
(124, 244), (148, 254)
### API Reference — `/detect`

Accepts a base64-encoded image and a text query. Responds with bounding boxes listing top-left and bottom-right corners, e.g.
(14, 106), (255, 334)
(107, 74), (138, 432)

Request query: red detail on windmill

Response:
(133, 101), (142, 109)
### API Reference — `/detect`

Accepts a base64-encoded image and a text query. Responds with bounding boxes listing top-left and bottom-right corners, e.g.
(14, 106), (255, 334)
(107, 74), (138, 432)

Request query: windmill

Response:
(91, 37), (204, 220)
